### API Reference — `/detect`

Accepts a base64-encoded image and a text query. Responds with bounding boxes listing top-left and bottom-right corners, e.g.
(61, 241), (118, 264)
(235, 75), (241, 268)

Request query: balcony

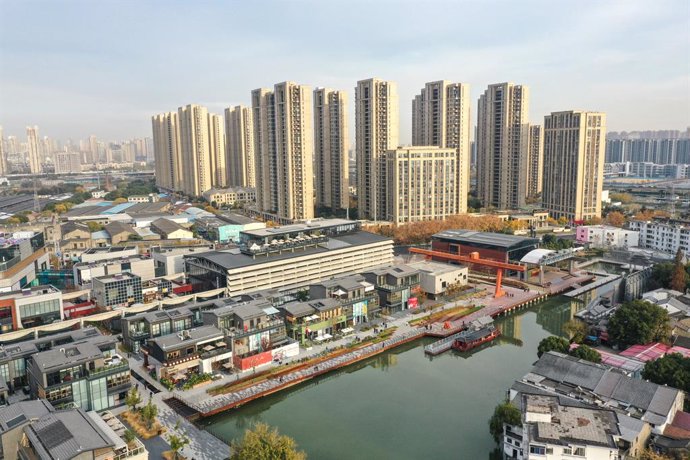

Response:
(226, 319), (285, 338)
(128, 329), (149, 340)
(88, 359), (129, 378)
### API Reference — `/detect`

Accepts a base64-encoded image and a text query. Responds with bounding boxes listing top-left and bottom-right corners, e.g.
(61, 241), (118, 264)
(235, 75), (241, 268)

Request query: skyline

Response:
(1, 0), (689, 141)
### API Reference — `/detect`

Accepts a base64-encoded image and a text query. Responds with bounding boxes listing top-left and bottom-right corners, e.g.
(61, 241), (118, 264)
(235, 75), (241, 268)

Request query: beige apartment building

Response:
(476, 82), (530, 210)
(542, 111), (607, 222)
(176, 104), (224, 197)
(251, 88), (278, 213)
(386, 146), (458, 224)
(314, 88), (349, 212)
(208, 112), (226, 188)
(274, 82), (314, 220)
(54, 152), (81, 174)
(527, 124), (544, 198)
(412, 81), (471, 213)
(0, 126), (6, 176)
(152, 111), (182, 192)
(224, 105), (255, 188)
(356, 78), (399, 221)
(26, 125), (41, 173)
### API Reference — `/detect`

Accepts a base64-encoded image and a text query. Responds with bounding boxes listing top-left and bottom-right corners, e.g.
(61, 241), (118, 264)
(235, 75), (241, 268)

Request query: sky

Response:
(0, 0), (689, 143)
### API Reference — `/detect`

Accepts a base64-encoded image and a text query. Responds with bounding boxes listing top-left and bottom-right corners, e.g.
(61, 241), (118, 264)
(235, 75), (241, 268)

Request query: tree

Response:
(637, 450), (675, 460)
(113, 197), (128, 204)
(609, 192), (633, 204)
(141, 399), (158, 429)
(651, 262), (675, 289)
(124, 386), (142, 412)
(557, 216), (569, 226)
(123, 429), (137, 444)
(641, 353), (690, 394)
(87, 221), (104, 232)
(563, 319), (588, 344)
(570, 345), (601, 363)
(167, 421), (190, 460)
(604, 211), (626, 227)
(607, 300), (671, 348)
(671, 248), (688, 292)
(488, 401), (521, 444)
(230, 423), (306, 460)
(537, 336), (570, 357)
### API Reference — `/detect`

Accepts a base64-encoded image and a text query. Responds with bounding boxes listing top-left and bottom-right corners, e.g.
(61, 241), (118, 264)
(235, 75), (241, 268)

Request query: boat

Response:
(451, 324), (500, 352)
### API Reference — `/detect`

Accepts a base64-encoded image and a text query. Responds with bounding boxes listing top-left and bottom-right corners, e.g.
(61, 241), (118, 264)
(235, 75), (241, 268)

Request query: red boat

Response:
(451, 325), (500, 352)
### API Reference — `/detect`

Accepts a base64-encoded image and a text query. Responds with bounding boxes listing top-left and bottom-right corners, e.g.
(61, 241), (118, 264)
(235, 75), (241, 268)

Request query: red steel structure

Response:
(409, 247), (526, 298)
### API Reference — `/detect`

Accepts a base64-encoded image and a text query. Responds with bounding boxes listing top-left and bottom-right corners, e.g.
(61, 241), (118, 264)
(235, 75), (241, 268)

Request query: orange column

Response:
(494, 269), (505, 298)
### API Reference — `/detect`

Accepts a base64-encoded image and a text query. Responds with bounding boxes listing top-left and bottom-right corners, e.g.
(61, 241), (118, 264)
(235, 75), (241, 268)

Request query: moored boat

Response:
(451, 324), (500, 352)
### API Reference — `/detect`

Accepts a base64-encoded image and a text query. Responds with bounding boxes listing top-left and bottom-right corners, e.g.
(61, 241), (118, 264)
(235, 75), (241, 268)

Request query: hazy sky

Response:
(1, 0), (688, 142)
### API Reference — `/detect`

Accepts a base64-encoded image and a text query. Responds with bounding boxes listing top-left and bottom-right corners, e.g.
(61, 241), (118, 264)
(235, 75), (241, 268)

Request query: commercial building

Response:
(527, 124), (543, 198)
(385, 146), (459, 224)
(251, 82), (314, 220)
(412, 80), (471, 213)
(92, 272), (143, 309)
(225, 105), (255, 188)
(314, 88), (349, 213)
(0, 285), (62, 333)
(202, 186), (256, 207)
(122, 307), (201, 353)
(195, 212), (265, 244)
(431, 230), (539, 264)
(152, 111), (182, 191)
(362, 265), (420, 312)
(542, 111), (607, 222)
(576, 225), (639, 248)
(185, 219), (394, 296)
(476, 82), (530, 210)
(151, 244), (214, 277)
(0, 232), (50, 292)
(54, 152), (81, 174)
(27, 340), (131, 411)
(356, 78), (399, 221)
(309, 274), (379, 324)
(628, 217), (690, 255)
(407, 259), (468, 299)
(80, 246), (138, 263)
(73, 255), (155, 287)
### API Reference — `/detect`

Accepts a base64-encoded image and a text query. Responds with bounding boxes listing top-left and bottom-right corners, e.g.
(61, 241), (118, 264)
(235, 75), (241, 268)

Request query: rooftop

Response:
(406, 259), (466, 275)
(151, 217), (189, 235)
(0, 400), (53, 433)
(93, 272), (141, 284)
(524, 394), (619, 448)
(242, 218), (356, 238)
(433, 229), (539, 249)
(32, 341), (104, 371)
(218, 212), (260, 225)
(0, 285), (60, 300)
(150, 325), (224, 351)
(83, 246), (137, 255)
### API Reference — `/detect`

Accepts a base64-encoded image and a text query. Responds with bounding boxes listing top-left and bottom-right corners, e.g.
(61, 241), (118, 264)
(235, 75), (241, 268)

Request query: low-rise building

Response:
(73, 255), (155, 287)
(195, 212), (265, 244)
(92, 272), (143, 309)
(576, 225), (639, 248)
(150, 218), (193, 240)
(0, 285), (63, 333)
(309, 274), (379, 324)
(104, 221), (136, 244)
(406, 259), (468, 299)
(202, 186), (256, 207)
(362, 265), (420, 312)
(128, 193), (160, 203)
(80, 246), (138, 263)
(59, 222), (93, 262)
(122, 307), (201, 353)
(629, 217), (690, 255)
(184, 219), (394, 296)
(281, 298), (348, 344)
(27, 339), (130, 411)
(0, 232), (50, 291)
(151, 244), (215, 277)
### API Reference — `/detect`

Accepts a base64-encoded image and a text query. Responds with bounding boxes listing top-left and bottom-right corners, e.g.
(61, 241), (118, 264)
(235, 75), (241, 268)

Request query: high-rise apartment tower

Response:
(314, 88), (349, 213)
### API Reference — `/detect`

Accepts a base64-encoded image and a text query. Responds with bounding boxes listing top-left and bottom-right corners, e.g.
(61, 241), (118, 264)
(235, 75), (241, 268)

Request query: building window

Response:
(529, 445), (546, 455)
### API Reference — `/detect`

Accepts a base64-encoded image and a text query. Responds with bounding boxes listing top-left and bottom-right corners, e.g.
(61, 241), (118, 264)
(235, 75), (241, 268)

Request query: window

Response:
(529, 445), (546, 455)
(573, 447), (586, 456)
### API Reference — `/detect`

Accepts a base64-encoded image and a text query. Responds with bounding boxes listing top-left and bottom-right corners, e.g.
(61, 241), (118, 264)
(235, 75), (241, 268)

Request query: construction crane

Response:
(409, 247), (526, 298)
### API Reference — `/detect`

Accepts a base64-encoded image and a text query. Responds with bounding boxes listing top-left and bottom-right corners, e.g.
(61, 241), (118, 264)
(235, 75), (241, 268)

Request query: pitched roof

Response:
(105, 221), (135, 237)
(151, 218), (188, 235)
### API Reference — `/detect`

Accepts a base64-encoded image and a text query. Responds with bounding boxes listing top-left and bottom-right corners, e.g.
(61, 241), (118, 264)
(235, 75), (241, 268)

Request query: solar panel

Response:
(5, 414), (26, 429)
(36, 420), (72, 450)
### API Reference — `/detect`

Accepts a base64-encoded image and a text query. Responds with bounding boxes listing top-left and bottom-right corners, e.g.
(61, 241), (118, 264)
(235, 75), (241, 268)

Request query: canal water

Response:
(202, 296), (580, 459)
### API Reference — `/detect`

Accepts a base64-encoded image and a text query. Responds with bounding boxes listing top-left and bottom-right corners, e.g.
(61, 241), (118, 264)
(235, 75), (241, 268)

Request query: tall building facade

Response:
(274, 82), (314, 220)
(355, 78), (399, 221)
(527, 124), (544, 198)
(386, 146), (458, 224)
(207, 113), (226, 188)
(55, 152), (81, 174)
(26, 125), (41, 173)
(542, 111), (607, 222)
(152, 112), (181, 191)
(251, 88), (278, 213)
(175, 104), (224, 196)
(224, 105), (255, 188)
(314, 88), (349, 212)
(476, 83), (530, 210)
(0, 126), (6, 176)
(412, 81), (471, 213)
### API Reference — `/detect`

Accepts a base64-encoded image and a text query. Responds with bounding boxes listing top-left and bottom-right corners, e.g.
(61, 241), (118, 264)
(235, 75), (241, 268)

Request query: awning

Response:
(314, 336), (327, 342)
(262, 307), (280, 315)
(173, 372), (186, 380)
(203, 345), (215, 352)
(341, 328), (354, 334)
(323, 333), (333, 339)
(216, 341), (227, 347)
(222, 362), (234, 369)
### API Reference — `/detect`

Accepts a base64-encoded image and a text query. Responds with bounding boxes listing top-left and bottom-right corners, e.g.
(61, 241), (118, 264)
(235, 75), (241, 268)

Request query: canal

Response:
(202, 296), (581, 459)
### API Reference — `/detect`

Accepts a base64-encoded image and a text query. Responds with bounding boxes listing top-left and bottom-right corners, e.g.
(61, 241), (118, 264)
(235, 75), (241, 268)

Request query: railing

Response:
(200, 347), (233, 359)
(227, 319), (285, 337)
(113, 442), (146, 460)
(239, 236), (329, 256)
(88, 359), (129, 378)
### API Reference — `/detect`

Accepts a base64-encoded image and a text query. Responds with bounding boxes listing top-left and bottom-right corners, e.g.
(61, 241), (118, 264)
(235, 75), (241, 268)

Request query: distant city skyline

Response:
(1, 0), (688, 140)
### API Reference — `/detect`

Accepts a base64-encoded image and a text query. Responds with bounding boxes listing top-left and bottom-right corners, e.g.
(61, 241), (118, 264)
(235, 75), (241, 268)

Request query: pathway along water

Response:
(201, 296), (580, 459)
